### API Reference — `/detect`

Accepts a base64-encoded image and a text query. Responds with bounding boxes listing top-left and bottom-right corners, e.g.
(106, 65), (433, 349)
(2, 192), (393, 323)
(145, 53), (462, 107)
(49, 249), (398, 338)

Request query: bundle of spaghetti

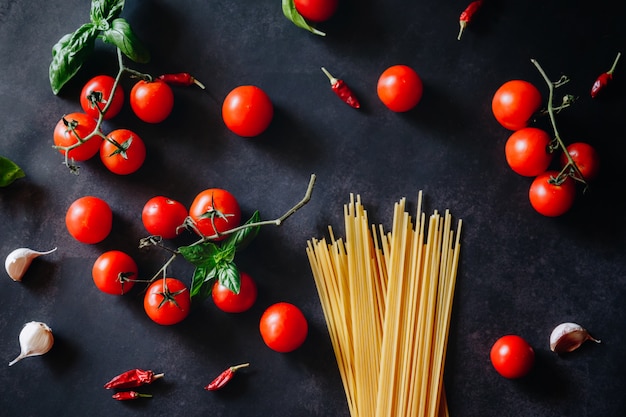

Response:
(306, 192), (462, 417)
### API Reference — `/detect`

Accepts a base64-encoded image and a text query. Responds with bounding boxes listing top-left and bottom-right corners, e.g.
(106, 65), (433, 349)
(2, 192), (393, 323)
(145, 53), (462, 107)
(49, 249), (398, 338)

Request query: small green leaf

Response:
(100, 18), (150, 63)
(179, 241), (219, 266)
(217, 262), (241, 294)
(222, 211), (261, 252)
(90, 0), (125, 27)
(49, 23), (98, 94)
(281, 0), (326, 36)
(0, 156), (25, 187)
(190, 265), (216, 299)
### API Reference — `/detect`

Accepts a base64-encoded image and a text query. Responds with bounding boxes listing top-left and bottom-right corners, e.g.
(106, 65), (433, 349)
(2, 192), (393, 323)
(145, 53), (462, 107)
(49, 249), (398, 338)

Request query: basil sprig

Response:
(281, 0), (326, 36)
(49, 0), (150, 95)
(0, 156), (25, 187)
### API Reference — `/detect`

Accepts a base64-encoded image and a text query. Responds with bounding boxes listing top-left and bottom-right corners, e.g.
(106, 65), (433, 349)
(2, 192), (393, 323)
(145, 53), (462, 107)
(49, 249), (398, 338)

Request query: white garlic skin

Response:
(8, 321), (54, 366)
(550, 322), (600, 354)
(5, 247), (57, 282)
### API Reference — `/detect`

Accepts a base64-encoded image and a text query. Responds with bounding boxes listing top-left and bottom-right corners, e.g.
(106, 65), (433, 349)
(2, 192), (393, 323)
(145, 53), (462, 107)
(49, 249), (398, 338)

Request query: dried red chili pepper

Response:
(103, 369), (165, 390)
(591, 52), (621, 98)
(112, 391), (152, 401)
(458, 0), (483, 40)
(204, 362), (250, 391)
(321, 67), (360, 109)
(158, 73), (206, 89)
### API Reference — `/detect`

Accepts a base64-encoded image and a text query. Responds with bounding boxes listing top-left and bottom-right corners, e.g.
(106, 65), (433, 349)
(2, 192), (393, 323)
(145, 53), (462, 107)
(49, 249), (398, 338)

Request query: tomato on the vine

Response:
(80, 75), (124, 120)
(188, 188), (241, 240)
(212, 271), (258, 313)
(142, 196), (188, 239)
(100, 129), (146, 175)
(492, 80), (542, 131)
(144, 278), (191, 325)
(259, 302), (308, 352)
(66, 196), (113, 244)
(560, 142), (600, 181)
(53, 112), (101, 161)
(504, 127), (553, 177)
(92, 250), (137, 295)
(490, 335), (535, 379)
(130, 79), (174, 123)
(528, 171), (576, 217)
(294, 0), (338, 22)
(377, 65), (423, 112)
(222, 85), (274, 137)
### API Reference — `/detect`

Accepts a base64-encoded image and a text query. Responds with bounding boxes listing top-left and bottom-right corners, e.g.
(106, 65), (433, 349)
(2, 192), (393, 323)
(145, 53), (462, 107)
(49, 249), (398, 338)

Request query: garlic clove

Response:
(549, 322), (600, 354)
(8, 321), (54, 366)
(5, 247), (57, 282)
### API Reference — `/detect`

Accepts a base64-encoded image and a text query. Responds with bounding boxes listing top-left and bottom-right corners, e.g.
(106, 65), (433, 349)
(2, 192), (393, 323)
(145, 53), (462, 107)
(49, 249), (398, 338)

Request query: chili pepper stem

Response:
(321, 67), (339, 86)
(457, 21), (467, 41)
(230, 363), (250, 372)
(607, 52), (621, 75)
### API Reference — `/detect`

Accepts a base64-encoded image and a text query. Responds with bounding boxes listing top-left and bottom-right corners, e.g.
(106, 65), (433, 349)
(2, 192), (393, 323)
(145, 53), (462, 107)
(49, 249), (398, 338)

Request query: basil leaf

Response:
(217, 262), (241, 294)
(49, 23), (98, 95)
(222, 211), (261, 252)
(179, 241), (219, 266)
(0, 156), (25, 187)
(90, 0), (125, 26)
(190, 265), (216, 299)
(100, 18), (150, 63)
(281, 0), (326, 36)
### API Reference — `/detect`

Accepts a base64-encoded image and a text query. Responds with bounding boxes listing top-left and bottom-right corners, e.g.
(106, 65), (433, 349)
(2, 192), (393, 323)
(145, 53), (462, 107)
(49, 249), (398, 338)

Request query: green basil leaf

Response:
(190, 265), (216, 299)
(0, 156), (25, 187)
(281, 0), (325, 36)
(222, 211), (261, 252)
(214, 243), (236, 264)
(100, 18), (150, 63)
(49, 23), (98, 94)
(179, 241), (219, 266)
(217, 262), (240, 294)
(91, 0), (125, 26)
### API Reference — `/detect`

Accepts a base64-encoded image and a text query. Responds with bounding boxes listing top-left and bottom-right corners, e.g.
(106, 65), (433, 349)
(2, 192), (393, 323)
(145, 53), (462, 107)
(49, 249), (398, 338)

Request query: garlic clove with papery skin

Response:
(5, 247), (57, 282)
(8, 321), (54, 366)
(550, 322), (600, 354)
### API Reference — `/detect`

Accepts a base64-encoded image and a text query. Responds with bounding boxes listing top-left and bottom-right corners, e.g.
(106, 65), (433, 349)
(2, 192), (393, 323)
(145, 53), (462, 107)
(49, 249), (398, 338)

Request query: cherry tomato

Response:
(100, 129), (146, 175)
(259, 302), (308, 352)
(222, 85), (274, 137)
(560, 142), (600, 181)
(144, 278), (191, 325)
(53, 112), (101, 161)
(65, 196), (113, 244)
(377, 65), (423, 112)
(130, 79), (174, 123)
(92, 250), (137, 295)
(188, 188), (241, 240)
(528, 171), (576, 217)
(490, 335), (535, 379)
(492, 80), (542, 131)
(80, 75), (124, 120)
(294, 0), (338, 22)
(212, 271), (258, 313)
(142, 196), (188, 239)
(504, 127), (553, 177)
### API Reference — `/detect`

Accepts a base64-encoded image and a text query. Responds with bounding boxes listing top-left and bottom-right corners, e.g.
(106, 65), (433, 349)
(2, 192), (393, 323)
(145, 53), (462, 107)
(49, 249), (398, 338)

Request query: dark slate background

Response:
(1, 0), (626, 416)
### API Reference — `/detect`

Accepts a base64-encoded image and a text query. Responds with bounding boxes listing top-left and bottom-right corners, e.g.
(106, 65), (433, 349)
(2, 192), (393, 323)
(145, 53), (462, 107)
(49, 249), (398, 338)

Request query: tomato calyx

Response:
(117, 271), (137, 295)
(156, 278), (189, 311)
(105, 136), (133, 159)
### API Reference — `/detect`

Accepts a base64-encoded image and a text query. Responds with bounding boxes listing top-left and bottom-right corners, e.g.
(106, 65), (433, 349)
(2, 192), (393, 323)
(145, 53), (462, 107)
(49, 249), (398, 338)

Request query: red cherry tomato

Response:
(100, 129), (146, 175)
(294, 0), (338, 22)
(53, 112), (101, 161)
(377, 65), (423, 112)
(528, 171), (576, 217)
(504, 127), (553, 177)
(188, 188), (241, 240)
(92, 250), (137, 295)
(259, 302), (308, 352)
(65, 196), (113, 244)
(144, 278), (191, 325)
(130, 79), (174, 123)
(560, 142), (600, 181)
(490, 335), (535, 379)
(492, 80), (542, 131)
(212, 271), (258, 313)
(80, 75), (124, 120)
(222, 85), (274, 137)
(142, 196), (188, 239)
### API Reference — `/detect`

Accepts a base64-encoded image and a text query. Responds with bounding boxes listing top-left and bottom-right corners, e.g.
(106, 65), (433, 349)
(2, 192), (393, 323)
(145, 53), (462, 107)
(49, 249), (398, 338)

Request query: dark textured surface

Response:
(1, 0), (626, 416)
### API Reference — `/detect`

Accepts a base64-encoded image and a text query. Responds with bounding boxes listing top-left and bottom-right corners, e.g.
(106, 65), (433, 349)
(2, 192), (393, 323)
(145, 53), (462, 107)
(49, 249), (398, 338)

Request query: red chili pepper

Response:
(112, 391), (152, 401)
(321, 67), (360, 109)
(204, 363), (250, 391)
(103, 369), (164, 390)
(158, 73), (206, 89)
(591, 52), (621, 98)
(458, 0), (483, 40)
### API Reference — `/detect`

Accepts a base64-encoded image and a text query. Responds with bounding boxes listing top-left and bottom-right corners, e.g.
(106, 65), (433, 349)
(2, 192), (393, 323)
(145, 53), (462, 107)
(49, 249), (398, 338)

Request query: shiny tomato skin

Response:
(92, 250), (137, 295)
(259, 302), (308, 352)
(142, 196), (188, 239)
(53, 112), (101, 161)
(492, 80), (542, 131)
(189, 188), (241, 240)
(294, 0), (338, 22)
(65, 196), (113, 244)
(130, 80), (174, 123)
(222, 85), (274, 137)
(490, 335), (535, 379)
(505, 127), (553, 177)
(100, 129), (146, 175)
(80, 75), (124, 120)
(377, 65), (423, 112)
(560, 142), (600, 181)
(528, 171), (576, 217)
(144, 278), (191, 325)
(212, 271), (258, 313)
